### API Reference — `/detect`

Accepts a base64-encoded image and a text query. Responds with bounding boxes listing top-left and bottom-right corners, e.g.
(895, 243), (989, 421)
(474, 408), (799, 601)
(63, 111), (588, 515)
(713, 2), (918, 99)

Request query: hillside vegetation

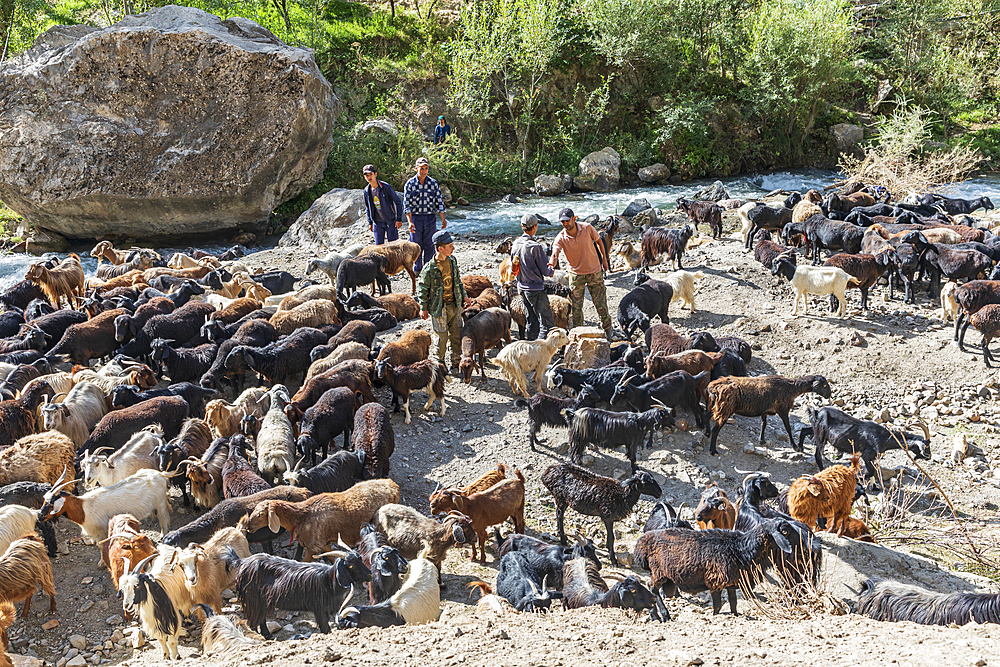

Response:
(3, 0), (1000, 221)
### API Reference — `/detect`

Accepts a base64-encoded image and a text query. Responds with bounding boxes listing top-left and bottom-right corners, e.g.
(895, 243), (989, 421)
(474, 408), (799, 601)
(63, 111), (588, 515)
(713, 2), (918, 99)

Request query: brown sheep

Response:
(244, 479), (400, 561)
(285, 359), (375, 424)
(644, 349), (721, 401)
(428, 463), (507, 514)
(433, 470), (526, 563)
(210, 298), (261, 324)
(694, 483), (736, 530)
(461, 275), (494, 299)
(305, 342), (371, 381)
(25, 254), (84, 309)
(644, 324), (721, 356)
(459, 308), (512, 382)
(375, 329), (433, 368)
(359, 240), (422, 294)
(269, 299), (340, 336)
(93, 271), (146, 295)
(462, 288), (504, 318)
(0, 431), (76, 489)
(787, 453), (861, 535)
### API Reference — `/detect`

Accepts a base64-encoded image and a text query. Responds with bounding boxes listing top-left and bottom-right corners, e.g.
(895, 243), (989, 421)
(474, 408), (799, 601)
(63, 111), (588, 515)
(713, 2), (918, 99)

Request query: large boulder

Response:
(622, 198), (651, 219)
(279, 189), (366, 250)
(562, 327), (610, 370)
(638, 163), (671, 183)
(830, 123), (865, 157)
(574, 148), (621, 192)
(0, 6), (339, 242)
(534, 174), (572, 196)
(354, 119), (398, 138)
(691, 180), (729, 202)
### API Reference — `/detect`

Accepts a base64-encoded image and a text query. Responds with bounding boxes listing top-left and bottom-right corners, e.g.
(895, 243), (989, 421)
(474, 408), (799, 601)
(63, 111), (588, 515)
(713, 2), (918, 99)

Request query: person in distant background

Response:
(404, 157), (447, 272)
(362, 164), (403, 245)
(434, 115), (451, 145)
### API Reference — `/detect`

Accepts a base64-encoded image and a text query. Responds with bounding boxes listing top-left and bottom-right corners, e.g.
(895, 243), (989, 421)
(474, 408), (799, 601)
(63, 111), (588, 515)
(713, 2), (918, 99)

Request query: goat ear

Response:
(807, 485), (822, 497)
(452, 524), (466, 544)
(267, 507), (280, 534)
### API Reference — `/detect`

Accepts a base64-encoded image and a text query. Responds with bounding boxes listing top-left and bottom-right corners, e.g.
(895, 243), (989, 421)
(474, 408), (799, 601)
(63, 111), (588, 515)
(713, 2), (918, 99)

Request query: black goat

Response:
(783, 215), (864, 264)
(109, 382), (215, 420)
(199, 318), (279, 391)
(796, 406), (931, 479)
(710, 349), (747, 380)
(223, 547), (371, 638)
(355, 523), (407, 604)
(494, 552), (560, 612)
(640, 225), (693, 270)
(617, 278), (673, 338)
(0, 308), (24, 339)
(931, 194), (994, 216)
(566, 406), (673, 471)
(250, 271), (296, 296)
(561, 557), (661, 619)
(743, 203), (793, 250)
(150, 339), (217, 384)
(0, 280), (45, 311)
(24, 310), (87, 348)
(610, 370), (705, 429)
(643, 501), (693, 532)
(120, 301), (216, 361)
(541, 463), (661, 566)
(633, 519), (793, 617)
(677, 198), (723, 238)
(512, 384), (599, 450)
(548, 365), (635, 404)
(296, 387), (362, 465)
(224, 326), (329, 386)
(134, 281), (204, 309)
(857, 579), (1000, 625)
(495, 531), (601, 590)
(284, 450), (366, 494)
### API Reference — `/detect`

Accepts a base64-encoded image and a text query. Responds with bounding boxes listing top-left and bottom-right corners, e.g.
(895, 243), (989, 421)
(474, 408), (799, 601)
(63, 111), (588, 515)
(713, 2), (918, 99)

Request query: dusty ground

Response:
(7, 209), (1000, 667)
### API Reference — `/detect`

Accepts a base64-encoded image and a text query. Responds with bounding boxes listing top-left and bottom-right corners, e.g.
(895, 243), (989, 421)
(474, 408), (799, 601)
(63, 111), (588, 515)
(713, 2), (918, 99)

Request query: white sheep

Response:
(664, 270), (705, 313)
(792, 199), (823, 224)
(0, 505), (41, 557)
(39, 381), (107, 448)
(940, 281), (960, 322)
(81, 423), (163, 488)
(268, 298), (338, 335)
(491, 328), (571, 398)
(254, 386), (295, 485)
(772, 255), (860, 317)
(177, 526), (251, 613)
(306, 244), (366, 285)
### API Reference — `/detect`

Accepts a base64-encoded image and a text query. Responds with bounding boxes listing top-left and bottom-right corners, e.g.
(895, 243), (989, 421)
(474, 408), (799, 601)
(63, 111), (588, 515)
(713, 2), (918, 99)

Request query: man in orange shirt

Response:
(549, 208), (623, 340)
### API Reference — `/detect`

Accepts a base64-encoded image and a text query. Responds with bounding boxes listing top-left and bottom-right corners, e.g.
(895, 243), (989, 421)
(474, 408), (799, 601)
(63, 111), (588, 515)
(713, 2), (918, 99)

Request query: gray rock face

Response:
(279, 189), (366, 250)
(574, 148), (621, 192)
(638, 163), (670, 183)
(534, 174), (572, 196)
(354, 119), (398, 137)
(830, 123), (864, 157)
(622, 198), (651, 219)
(691, 180), (730, 202)
(0, 6), (339, 242)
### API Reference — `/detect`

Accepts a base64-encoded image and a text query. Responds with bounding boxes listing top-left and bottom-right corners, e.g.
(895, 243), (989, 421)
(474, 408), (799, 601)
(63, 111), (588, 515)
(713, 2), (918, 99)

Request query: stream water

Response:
(3, 168), (1000, 291)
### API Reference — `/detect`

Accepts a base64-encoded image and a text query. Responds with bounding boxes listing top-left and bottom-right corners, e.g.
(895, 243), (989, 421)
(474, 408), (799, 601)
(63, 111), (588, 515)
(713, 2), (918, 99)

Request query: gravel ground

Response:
(8, 209), (1000, 667)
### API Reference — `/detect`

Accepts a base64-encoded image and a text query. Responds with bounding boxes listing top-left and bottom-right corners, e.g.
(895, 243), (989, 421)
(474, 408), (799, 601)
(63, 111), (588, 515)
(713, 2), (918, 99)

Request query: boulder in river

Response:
(621, 198), (652, 219)
(279, 189), (366, 250)
(534, 174), (572, 196)
(691, 180), (730, 202)
(0, 6), (339, 242)
(638, 163), (671, 183)
(574, 148), (621, 192)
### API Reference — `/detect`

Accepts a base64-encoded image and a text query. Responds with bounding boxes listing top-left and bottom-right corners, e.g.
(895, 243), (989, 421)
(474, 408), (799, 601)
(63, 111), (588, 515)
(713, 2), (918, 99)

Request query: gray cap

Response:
(558, 207), (575, 221)
(432, 230), (454, 246)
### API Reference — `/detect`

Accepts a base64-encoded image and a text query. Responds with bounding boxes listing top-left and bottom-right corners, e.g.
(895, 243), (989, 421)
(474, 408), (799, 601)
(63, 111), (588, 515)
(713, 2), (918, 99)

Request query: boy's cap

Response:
(433, 230), (453, 246)
(439, 115), (445, 120)
(521, 218), (538, 230)
(558, 207), (575, 221)
(415, 157), (430, 167)
(362, 164), (376, 174)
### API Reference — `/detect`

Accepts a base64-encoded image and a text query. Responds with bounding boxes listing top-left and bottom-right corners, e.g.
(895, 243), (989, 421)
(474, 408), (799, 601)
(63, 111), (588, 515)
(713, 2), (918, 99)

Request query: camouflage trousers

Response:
(569, 271), (612, 331)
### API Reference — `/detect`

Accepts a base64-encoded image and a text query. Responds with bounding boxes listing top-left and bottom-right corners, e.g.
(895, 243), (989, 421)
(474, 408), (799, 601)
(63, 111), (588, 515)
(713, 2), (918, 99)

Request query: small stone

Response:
(557, 441), (570, 455)
(78, 601), (93, 613)
(41, 620), (59, 631)
(266, 621), (282, 634)
(65, 657), (87, 667)
(975, 660), (986, 667)
(323, 648), (342, 662)
(69, 636), (86, 651)
(581, 454), (595, 466)
(454, 627), (464, 637)
(56, 659), (67, 667)
(64, 650), (78, 661)
(80, 577), (93, 585)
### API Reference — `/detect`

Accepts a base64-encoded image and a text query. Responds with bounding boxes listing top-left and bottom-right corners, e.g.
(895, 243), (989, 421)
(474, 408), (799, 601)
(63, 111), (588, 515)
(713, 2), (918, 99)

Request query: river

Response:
(3, 168), (1000, 291)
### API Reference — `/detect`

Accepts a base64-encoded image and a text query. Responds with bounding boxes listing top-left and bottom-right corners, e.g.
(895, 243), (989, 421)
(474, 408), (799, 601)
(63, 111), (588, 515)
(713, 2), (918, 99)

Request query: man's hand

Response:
(463, 297), (471, 308)
(395, 220), (403, 229)
(420, 310), (429, 320)
(409, 224), (417, 234)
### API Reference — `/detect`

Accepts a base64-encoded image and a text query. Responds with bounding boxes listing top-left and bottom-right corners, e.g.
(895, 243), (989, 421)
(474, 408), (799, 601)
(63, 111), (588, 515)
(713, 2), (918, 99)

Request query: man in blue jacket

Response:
(434, 116), (451, 145)
(511, 218), (554, 340)
(362, 164), (403, 245)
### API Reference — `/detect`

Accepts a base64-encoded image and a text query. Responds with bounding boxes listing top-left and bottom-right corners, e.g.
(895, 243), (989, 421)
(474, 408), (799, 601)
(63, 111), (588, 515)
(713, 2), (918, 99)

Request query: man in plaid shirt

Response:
(403, 156), (447, 272)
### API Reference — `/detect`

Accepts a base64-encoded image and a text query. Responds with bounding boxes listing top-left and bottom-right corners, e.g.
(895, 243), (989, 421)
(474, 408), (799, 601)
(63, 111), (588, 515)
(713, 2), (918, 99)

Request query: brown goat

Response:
(0, 600), (14, 660)
(25, 254), (84, 309)
(461, 275), (494, 299)
(0, 534), (56, 617)
(90, 241), (132, 265)
(101, 515), (156, 617)
(434, 470), (526, 563)
(360, 293), (420, 321)
(787, 453), (862, 535)
(93, 270), (146, 295)
(244, 479), (400, 561)
(462, 288), (504, 318)
(644, 349), (720, 401)
(210, 298), (261, 324)
(429, 463), (508, 514)
(694, 483), (736, 530)
(359, 240), (422, 294)
(376, 329), (433, 368)
(285, 359), (375, 424)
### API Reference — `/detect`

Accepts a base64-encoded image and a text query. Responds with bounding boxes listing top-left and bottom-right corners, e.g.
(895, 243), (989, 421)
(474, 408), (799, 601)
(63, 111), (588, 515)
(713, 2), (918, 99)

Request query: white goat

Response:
(737, 201), (757, 245)
(0, 505), (41, 557)
(204, 388), (270, 438)
(664, 270), (705, 313)
(118, 554), (184, 660)
(167, 253), (220, 270)
(940, 281), (960, 322)
(491, 328), (570, 398)
(254, 386), (295, 486)
(306, 244), (366, 285)
(81, 423), (163, 488)
(40, 381), (107, 448)
(275, 285), (340, 312)
(338, 555), (441, 627)
(772, 256), (860, 317)
(40, 468), (173, 542)
(197, 606), (261, 655)
(177, 526), (250, 613)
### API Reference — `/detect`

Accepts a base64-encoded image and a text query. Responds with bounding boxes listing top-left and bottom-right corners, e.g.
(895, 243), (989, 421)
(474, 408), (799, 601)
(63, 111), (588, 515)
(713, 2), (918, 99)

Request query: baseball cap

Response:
(415, 157), (430, 167)
(362, 164), (376, 174)
(432, 230), (454, 246)
(558, 207), (575, 221)
(439, 115), (445, 120)
(521, 218), (538, 230)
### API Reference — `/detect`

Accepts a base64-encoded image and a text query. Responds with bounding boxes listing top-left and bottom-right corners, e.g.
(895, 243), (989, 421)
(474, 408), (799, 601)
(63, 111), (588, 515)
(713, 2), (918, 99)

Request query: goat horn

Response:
(603, 572), (626, 581)
(336, 537), (352, 551)
(337, 585), (355, 618)
(293, 455), (306, 472)
(121, 557), (131, 577)
(915, 417), (931, 440)
(134, 553), (156, 573)
(314, 550), (348, 560)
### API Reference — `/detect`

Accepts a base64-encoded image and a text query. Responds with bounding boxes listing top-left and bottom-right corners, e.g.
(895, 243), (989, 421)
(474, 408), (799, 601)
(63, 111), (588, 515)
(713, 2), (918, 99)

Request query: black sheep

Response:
(334, 301), (397, 332)
(114, 297), (175, 344)
(617, 276), (673, 338)
(930, 194), (994, 216)
(296, 387), (362, 465)
(284, 449), (366, 494)
(80, 395), (189, 455)
(0, 326), (47, 355)
(337, 255), (390, 301)
(0, 308), (25, 339)
(512, 384), (599, 450)
(120, 300), (216, 361)
(150, 339), (218, 384)
(541, 463), (661, 566)
(709, 349), (747, 380)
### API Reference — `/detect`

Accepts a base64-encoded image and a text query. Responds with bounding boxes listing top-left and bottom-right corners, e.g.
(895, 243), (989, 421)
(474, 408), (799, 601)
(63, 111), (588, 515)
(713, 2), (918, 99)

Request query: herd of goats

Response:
(0, 183), (993, 661)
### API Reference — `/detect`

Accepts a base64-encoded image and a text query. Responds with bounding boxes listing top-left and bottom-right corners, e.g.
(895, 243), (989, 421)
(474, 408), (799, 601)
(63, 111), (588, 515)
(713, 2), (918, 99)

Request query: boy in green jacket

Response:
(418, 230), (471, 370)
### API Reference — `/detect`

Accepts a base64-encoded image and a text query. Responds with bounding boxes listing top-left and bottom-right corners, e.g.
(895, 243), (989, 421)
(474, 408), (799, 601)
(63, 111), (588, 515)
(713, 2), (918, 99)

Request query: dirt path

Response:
(9, 211), (1000, 667)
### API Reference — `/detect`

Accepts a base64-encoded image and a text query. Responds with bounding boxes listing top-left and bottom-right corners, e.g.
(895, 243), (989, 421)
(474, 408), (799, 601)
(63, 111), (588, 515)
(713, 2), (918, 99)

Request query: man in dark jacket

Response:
(511, 218), (554, 340)
(362, 164), (404, 245)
